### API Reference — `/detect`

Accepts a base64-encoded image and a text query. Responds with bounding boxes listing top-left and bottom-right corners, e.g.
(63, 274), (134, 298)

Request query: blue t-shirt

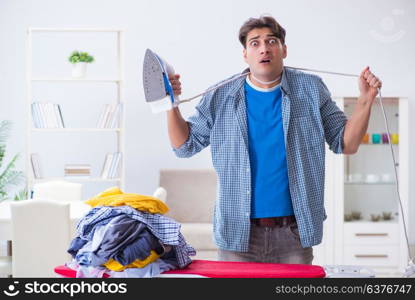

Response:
(245, 78), (294, 218)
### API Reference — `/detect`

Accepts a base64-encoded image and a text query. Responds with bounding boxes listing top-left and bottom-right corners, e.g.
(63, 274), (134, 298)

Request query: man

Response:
(166, 15), (381, 264)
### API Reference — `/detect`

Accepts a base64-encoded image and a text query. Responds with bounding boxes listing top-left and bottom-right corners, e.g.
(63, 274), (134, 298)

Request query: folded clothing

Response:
(85, 186), (169, 214)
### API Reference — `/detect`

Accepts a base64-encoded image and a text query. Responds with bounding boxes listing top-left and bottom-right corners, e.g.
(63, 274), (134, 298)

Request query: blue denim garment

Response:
(113, 229), (164, 266)
(173, 67), (347, 251)
(67, 237), (88, 258)
(75, 225), (108, 266)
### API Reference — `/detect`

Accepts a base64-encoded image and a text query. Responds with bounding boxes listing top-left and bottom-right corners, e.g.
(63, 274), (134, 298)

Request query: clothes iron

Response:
(143, 48), (249, 113)
(143, 49), (179, 113)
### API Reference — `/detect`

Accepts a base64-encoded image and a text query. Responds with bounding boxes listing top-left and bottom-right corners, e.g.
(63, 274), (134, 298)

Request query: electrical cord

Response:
(377, 88), (414, 277)
(178, 66), (360, 104)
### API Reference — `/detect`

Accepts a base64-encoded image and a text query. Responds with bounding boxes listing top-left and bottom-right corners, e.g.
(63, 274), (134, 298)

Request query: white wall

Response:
(0, 0), (414, 241)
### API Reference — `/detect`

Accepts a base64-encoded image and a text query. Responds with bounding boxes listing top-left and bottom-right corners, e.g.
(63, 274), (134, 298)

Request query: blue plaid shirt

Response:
(173, 67), (347, 251)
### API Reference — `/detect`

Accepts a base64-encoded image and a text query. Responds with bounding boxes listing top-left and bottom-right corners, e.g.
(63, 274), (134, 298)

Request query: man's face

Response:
(243, 27), (287, 81)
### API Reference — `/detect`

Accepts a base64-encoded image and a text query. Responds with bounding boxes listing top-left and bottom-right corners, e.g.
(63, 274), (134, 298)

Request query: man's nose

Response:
(259, 43), (270, 54)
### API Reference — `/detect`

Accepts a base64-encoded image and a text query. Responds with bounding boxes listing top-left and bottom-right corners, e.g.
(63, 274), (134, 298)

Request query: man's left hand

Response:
(358, 66), (382, 104)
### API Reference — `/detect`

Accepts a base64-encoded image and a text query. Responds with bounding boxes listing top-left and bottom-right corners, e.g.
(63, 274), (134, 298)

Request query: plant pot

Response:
(72, 62), (87, 78)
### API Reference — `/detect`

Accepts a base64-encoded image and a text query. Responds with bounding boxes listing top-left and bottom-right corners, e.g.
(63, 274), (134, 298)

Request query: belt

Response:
(251, 216), (296, 228)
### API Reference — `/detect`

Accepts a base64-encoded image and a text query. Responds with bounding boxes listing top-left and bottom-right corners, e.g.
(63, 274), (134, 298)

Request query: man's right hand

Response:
(166, 73), (189, 148)
(169, 74), (182, 96)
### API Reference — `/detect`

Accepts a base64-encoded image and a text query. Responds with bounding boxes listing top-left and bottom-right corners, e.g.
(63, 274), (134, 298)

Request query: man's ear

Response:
(243, 48), (248, 63)
(282, 44), (288, 59)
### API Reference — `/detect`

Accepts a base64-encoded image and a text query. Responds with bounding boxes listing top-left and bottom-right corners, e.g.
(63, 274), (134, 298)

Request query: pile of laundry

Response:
(66, 187), (196, 278)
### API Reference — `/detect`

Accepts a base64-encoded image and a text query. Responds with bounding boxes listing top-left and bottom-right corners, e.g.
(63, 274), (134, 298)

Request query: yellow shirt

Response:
(85, 186), (169, 214)
(104, 250), (160, 271)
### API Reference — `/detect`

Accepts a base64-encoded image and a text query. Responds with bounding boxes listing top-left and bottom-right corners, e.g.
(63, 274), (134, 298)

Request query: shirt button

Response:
(245, 213), (250, 217)
(246, 168), (250, 172)
(247, 190), (250, 195)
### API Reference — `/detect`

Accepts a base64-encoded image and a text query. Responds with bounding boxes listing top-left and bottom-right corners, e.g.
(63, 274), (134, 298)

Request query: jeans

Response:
(217, 221), (313, 264)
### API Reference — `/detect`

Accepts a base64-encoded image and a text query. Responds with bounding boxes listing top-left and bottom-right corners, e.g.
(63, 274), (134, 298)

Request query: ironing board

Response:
(54, 260), (326, 278)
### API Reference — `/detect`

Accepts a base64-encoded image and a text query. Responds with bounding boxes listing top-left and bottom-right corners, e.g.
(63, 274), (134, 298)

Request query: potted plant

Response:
(0, 120), (26, 202)
(68, 51), (94, 78)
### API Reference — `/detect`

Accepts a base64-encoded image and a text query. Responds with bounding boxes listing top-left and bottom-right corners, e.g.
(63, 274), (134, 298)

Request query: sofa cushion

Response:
(159, 169), (217, 223)
(180, 223), (217, 250)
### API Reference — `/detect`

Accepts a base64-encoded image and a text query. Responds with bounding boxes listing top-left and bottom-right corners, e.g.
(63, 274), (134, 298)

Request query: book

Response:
(36, 102), (47, 128)
(30, 153), (38, 178)
(107, 152), (117, 178)
(65, 169), (90, 174)
(103, 104), (116, 128)
(64, 164), (91, 176)
(31, 103), (40, 128)
(108, 152), (122, 178)
(55, 104), (65, 128)
(110, 103), (123, 128)
(101, 153), (113, 179)
(97, 104), (109, 128)
(30, 153), (42, 178)
(35, 103), (43, 128)
(64, 170), (90, 178)
(33, 102), (46, 128)
(112, 152), (122, 178)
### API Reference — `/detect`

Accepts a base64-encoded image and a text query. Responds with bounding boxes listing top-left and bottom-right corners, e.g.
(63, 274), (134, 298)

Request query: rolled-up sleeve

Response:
(318, 78), (347, 154)
(172, 92), (214, 158)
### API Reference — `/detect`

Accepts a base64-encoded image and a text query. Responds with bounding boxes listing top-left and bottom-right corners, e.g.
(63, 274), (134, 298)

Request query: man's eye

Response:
(250, 41), (258, 47)
(269, 39), (277, 45)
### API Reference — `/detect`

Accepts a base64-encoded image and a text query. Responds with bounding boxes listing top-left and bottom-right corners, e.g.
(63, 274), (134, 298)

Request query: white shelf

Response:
(344, 181), (396, 185)
(31, 78), (122, 83)
(344, 220), (399, 225)
(29, 28), (123, 33)
(30, 177), (121, 182)
(26, 27), (125, 196)
(359, 143), (399, 146)
(31, 128), (121, 132)
(327, 96), (409, 275)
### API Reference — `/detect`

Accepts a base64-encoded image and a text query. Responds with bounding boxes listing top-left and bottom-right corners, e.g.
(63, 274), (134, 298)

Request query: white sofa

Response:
(158, 169), (218, 260)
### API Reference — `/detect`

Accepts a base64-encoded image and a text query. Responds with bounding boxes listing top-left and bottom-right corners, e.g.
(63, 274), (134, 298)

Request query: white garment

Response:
(66, 258), (176, 278)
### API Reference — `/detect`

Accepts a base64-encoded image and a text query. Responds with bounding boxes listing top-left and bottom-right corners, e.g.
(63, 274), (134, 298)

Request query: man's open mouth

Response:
(260, 59), (271, 63)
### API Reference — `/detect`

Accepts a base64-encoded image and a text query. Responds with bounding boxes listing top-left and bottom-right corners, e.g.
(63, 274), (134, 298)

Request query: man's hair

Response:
(238, 15), (286, 48)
